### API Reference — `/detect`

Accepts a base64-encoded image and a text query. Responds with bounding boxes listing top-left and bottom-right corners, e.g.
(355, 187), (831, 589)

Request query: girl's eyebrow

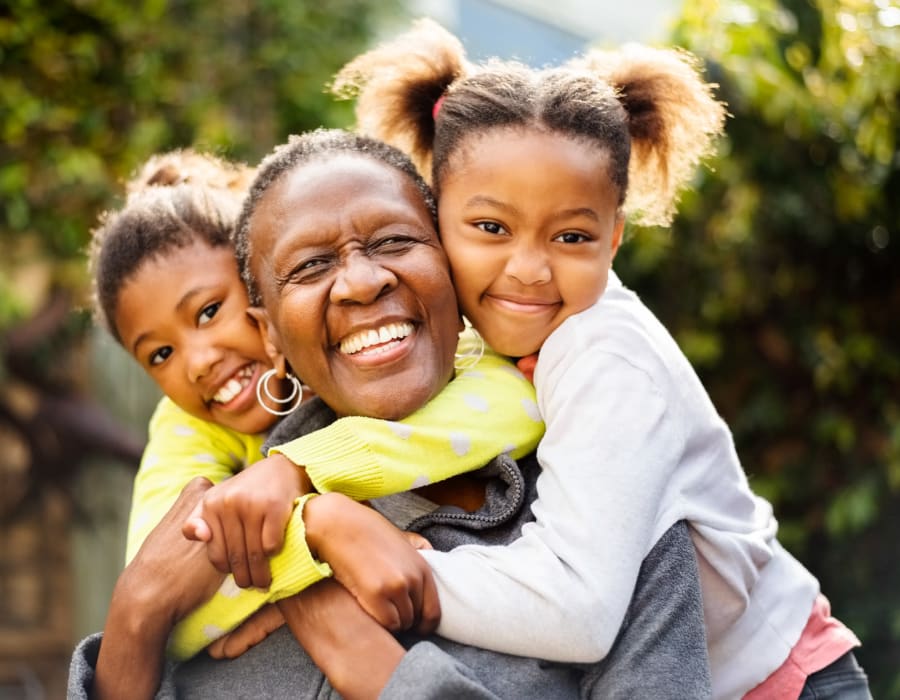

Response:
(131, 285), (217, 354)
(463, 194), (516, 213)
(550, 207), (600, 223)
(174, 285), (217, 313)
(464, 194), (600, 223)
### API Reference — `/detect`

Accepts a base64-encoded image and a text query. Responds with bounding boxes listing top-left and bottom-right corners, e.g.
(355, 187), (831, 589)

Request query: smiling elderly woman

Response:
(69, 130), (712, 700)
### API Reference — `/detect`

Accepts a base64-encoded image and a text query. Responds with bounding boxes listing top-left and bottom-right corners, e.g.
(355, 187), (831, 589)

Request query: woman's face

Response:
(115, 240), (278, 434)
(248, 154), (461, 420)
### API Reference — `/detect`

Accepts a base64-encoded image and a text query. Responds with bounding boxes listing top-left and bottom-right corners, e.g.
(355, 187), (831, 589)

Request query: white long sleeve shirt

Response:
(421, 271), (819, 699)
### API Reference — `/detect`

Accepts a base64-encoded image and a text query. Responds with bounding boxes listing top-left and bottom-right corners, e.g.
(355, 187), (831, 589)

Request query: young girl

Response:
(89, 149), (543, 660)
(328, 18), (870, 699)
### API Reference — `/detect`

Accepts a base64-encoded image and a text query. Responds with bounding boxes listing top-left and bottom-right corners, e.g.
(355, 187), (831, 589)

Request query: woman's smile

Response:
(338, 320), (415, 357)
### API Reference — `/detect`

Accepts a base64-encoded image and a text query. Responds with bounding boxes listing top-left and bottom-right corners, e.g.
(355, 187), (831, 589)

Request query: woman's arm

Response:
(93, 478), (223, 700)
(276, 580), (405, 700)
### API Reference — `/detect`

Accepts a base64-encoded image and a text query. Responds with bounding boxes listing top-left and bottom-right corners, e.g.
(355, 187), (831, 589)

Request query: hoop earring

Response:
(454, 325), (485, 370)
(256, 368), (303, 416)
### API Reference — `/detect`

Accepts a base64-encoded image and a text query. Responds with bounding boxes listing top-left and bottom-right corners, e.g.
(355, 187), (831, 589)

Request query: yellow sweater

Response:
(126, 349), (544, 660)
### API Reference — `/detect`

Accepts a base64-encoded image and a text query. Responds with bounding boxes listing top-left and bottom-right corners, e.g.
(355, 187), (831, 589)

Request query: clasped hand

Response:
(181, 454), (440, 635)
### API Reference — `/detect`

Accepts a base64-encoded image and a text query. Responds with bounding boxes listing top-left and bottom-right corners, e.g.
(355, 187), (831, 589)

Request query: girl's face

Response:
(115, 240), (278, 434)
(438, 128), (625, 357)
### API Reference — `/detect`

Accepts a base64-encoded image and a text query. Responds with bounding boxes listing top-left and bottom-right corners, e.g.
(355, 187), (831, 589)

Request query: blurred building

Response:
(409, 0), (679, 63)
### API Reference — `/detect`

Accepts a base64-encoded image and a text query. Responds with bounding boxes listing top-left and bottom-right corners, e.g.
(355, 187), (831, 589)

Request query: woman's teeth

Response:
(340, 322), (413, 355)
(213, 365), (254, 404)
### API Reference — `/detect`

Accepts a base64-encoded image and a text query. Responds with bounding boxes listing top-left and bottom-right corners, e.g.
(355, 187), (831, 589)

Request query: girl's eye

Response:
(198, 302), (221, 325)
(475, 221), (507, 236)
(556, 231), (590, 244)
(149, 346), (173, 366)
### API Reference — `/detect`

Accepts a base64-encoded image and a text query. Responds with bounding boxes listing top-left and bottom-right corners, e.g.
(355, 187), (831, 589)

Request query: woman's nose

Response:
(330, 252), (398, 305)
(504, 245), (551, 286)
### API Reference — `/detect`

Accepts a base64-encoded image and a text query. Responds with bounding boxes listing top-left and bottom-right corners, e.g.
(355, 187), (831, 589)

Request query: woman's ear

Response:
(247, 307), (288, 378)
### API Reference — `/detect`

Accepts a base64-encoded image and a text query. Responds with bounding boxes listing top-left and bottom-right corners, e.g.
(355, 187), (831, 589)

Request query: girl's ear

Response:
(247, 307), (288, 378)
(610, 216), (626, 261)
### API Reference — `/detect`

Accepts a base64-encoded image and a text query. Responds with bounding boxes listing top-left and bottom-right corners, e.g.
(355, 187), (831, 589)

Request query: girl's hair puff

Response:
(125, 148), (255, 198)
(336, 19), (726, 226)
(89, 150), (253, 342)
(570, 45), (726, 226)
(331, 17), (468, 180)
(233, 128), (436, 306)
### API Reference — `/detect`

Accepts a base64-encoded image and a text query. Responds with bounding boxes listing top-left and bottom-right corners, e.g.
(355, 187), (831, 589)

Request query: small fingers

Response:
(182, 513), (211, 542)
(246, 523), (272, 590)
(223, 513), (253, 588)
(260, 504), (291, 556)
(401, 531), (433, 551)
(416, 570), (442, 636)
(204, 513), (230, 575)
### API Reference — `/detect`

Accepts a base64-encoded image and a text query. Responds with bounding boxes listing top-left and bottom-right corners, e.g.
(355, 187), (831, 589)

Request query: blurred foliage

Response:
(2, 0), (898, 691)
(0, 0), (401, 515)
(616, 0), (898, 692)
(0, 0), (401, 341)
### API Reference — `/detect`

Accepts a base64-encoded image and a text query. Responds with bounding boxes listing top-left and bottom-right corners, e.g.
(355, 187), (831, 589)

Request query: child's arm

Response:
(125, 397), (261, 563)
(184, 347), (541, 588)
(417, 331), (685, 662)
(270, 348), (544, 499)
(170, 348), (541, 660)
(168, 492), (436, 661)
(126, 398), (330, 662)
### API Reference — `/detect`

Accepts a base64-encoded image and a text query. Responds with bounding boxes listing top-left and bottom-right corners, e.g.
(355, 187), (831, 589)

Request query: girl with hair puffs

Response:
(330, 18), (870, 699)
(88, 148), (543, 664)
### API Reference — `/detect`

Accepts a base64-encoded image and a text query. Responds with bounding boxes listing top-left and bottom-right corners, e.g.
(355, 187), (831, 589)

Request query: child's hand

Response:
(182, 453), (312, 589)
(303, 492), (441, 635)
(206, 603), (285, 659)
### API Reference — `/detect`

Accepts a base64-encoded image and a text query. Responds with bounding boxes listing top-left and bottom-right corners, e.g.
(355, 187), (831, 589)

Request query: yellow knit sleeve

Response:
(271, 347), (544, 500)
(126, 398), (265, 564)
(167, 494), (332, 661)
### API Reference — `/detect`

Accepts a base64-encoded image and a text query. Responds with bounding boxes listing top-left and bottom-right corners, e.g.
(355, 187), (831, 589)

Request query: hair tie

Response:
(432, 94), (446, 120)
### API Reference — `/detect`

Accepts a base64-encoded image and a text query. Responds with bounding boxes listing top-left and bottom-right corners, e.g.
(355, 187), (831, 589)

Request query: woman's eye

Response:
(371, 235), (416, 254)
(149, 346), (173, 366)
(198, 302), (221, 325)
(556, 231), (590, 244)
(282, 257), (331, 285)
(475, 221), (506, 235)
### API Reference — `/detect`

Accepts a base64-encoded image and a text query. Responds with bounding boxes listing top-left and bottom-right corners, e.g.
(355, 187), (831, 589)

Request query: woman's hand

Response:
(93, 477), (225, 700)
(278, 581), (406, 700)
(182, 453), (313, 589)
(303, 492), (441, 634)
